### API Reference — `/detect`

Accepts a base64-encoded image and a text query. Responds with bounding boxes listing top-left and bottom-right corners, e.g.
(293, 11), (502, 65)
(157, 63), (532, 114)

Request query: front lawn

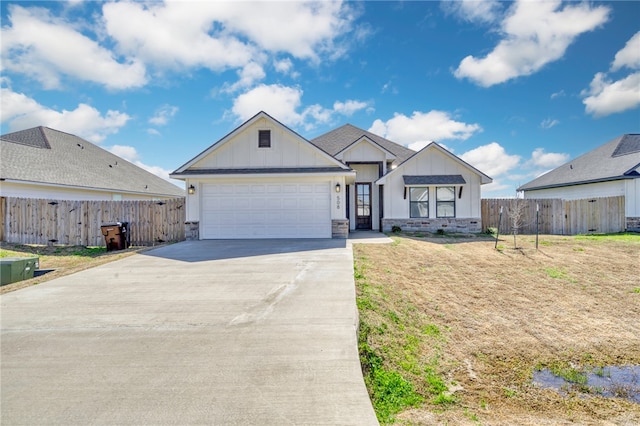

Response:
(354, 233), (640, 424)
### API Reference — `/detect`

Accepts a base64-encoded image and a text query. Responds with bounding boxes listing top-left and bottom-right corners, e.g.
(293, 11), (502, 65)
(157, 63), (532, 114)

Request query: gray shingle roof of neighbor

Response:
(1, 126), (185, 197)
(518, 134), (640, 191)
(403, 175), (467, 185)
(310, 124), (416, 165)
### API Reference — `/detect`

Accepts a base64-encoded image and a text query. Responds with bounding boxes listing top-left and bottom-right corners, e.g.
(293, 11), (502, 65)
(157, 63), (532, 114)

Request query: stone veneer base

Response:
(185, 221), (199, 241)
(332, 219), (349, 239)
(627, 217), (640, 232)
(382, 218), (482, 233)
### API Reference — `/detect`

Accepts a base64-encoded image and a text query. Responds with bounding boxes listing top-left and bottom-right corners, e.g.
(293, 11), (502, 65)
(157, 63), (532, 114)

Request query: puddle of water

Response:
(533, 366), (640, 403)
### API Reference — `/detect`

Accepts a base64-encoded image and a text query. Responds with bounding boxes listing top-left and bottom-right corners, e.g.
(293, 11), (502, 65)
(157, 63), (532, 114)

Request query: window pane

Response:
(437, 186), (455, 201)
(410, 202), (428, 218)
(410, 187), (428, 202)
(437, 202), (455, 217)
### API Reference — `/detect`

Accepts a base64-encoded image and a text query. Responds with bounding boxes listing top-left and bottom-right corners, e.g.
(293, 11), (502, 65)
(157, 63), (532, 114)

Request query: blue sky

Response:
(2, 0), (639, 196)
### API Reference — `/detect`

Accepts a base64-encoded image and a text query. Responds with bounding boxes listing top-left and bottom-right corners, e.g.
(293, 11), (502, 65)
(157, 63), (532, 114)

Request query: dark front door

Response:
(356, 183), (372, 230)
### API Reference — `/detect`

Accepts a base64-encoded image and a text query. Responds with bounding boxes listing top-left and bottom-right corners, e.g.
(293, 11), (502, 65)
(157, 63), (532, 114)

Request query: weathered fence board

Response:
(1, 197), (185, 246)
(481, 196), (626, 235)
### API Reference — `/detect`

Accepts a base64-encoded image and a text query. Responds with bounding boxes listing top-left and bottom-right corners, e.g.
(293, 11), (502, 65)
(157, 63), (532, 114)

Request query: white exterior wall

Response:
(524, 179), (639, 217)
(192, 118), (333, 169)
(381, 148), (482, 219)
(626, 179), (640, 217)
(341, 140), (389, 174)
(0, 181), (175, 201)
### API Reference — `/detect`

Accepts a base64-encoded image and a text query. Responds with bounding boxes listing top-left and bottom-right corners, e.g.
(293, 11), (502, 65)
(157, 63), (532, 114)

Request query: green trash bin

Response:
(0, 257), (39, 286)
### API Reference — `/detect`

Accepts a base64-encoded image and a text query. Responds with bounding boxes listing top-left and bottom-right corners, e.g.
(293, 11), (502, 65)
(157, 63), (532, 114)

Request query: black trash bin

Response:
(101, 222), (130, 251)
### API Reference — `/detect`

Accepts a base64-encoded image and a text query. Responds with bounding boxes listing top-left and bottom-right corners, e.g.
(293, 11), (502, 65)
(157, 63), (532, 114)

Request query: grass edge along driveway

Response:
(353, 232), (640, 425)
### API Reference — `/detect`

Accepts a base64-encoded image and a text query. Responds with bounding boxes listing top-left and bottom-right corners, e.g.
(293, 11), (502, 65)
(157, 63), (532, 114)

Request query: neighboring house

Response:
(170, 111), (492, 239)
(518, 134), (640, 232)
(1, 126), (185, 200)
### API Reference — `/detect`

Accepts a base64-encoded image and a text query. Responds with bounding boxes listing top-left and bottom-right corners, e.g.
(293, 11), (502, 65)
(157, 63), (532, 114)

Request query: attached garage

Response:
(201, 181), (332, 239)
(170, 111), (355, 240)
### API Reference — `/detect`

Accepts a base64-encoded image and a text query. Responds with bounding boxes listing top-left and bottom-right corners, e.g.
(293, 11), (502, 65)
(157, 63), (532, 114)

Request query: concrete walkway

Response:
(1, 240), (379, 425)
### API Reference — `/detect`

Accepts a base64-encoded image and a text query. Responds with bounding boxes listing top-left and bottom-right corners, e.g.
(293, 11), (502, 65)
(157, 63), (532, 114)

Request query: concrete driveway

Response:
(1, 240), (378, 425)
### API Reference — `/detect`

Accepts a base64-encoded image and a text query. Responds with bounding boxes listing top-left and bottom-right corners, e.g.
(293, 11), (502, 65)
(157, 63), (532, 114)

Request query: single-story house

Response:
(517, 134), (640, 231)
(1, 126), (185, 200)
(170, 111), (492, 239)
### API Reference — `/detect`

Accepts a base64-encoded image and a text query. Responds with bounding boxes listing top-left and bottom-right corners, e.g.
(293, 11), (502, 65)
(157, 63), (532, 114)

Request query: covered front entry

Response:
(355, 183), (372, 230)
(200, 181), (331, 239)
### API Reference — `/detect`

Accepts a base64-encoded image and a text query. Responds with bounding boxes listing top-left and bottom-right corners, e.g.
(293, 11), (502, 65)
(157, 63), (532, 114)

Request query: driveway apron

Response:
(1, 240), (379, 425)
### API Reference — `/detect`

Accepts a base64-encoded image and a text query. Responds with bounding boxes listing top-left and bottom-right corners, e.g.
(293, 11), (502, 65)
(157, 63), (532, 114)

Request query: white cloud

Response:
(368, 111), (482, 147)
(102, 1), (356, 70)
(550, 90), (565, 99)
(528, 148), (569, 168)
(582, 32), (640, 117)
(148, 104), (179, 126)
(611, 31), (640, 71)
(441, 0), (502, 24)
(582, 72), (640, 117)
(109, 144), (139, 162)
(460, 142), (521, 177)
(274, 58), (294, 74)
(1, 87), (130, 143)
(540, 118), (559, 129)
(221, 62), (267, 93)
(333, 100), (369, 116)
(454, 0), (610, 87)
(232, 84), (370, 130)
(1, 5), (146, 90)
(147, 128), (161, 137)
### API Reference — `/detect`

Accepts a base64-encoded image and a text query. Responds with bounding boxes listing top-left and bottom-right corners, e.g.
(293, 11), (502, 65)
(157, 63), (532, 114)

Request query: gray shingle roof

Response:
(1, 126), (185, 197)
(518, 134), (640, 191)
(403, 175), (466, 185)
(310, 124), (415, 165)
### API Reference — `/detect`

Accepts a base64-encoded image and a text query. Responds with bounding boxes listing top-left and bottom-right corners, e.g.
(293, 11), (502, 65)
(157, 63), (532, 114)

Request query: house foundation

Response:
(185, 221), (199, 240)
(382, 218), (482, 233)
(627, 217), (640, 232)
(332, 219), (349, 238)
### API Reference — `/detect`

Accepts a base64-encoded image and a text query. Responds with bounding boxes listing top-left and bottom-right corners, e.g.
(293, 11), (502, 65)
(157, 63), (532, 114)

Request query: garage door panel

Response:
(201, 181), (331, 239)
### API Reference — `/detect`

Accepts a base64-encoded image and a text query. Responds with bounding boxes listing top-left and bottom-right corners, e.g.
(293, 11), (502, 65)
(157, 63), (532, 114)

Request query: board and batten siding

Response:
(340, 139), (389, 169)
(381, 148), (482, 219)
(191, 119), (335, 170)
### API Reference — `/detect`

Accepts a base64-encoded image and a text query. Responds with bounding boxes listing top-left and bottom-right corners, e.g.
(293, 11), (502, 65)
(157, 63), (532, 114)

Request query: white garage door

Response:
(201, 182), (331, 239)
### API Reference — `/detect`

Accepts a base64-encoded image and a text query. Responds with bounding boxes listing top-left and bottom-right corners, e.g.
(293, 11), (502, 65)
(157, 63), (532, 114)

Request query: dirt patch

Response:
(354, 233), (640, 424)
(0, 243), (164, 294)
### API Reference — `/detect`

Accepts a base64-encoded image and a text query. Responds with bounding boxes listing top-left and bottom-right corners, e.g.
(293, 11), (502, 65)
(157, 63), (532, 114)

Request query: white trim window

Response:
(409, 187), (429, 218)
(436, 186), (455, 217)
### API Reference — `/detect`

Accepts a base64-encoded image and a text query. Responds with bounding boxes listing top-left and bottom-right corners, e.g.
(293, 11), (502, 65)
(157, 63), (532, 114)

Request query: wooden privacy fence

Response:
(481, 196), (626, 235)
(1, 197), (186, 246)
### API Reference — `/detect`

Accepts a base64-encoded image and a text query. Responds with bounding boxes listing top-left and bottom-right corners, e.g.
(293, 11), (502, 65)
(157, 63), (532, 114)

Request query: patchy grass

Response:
(353, 233), (640, 424)
(0, 243), (151, 294)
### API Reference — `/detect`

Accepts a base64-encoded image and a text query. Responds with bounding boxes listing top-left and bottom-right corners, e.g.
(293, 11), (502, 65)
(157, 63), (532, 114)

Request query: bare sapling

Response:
(509, 197), (528, 248)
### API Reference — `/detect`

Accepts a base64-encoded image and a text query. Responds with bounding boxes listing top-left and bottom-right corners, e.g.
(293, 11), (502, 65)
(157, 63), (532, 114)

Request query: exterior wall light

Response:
(335, 183), (341, 193)
(188, 184), (196, 195)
